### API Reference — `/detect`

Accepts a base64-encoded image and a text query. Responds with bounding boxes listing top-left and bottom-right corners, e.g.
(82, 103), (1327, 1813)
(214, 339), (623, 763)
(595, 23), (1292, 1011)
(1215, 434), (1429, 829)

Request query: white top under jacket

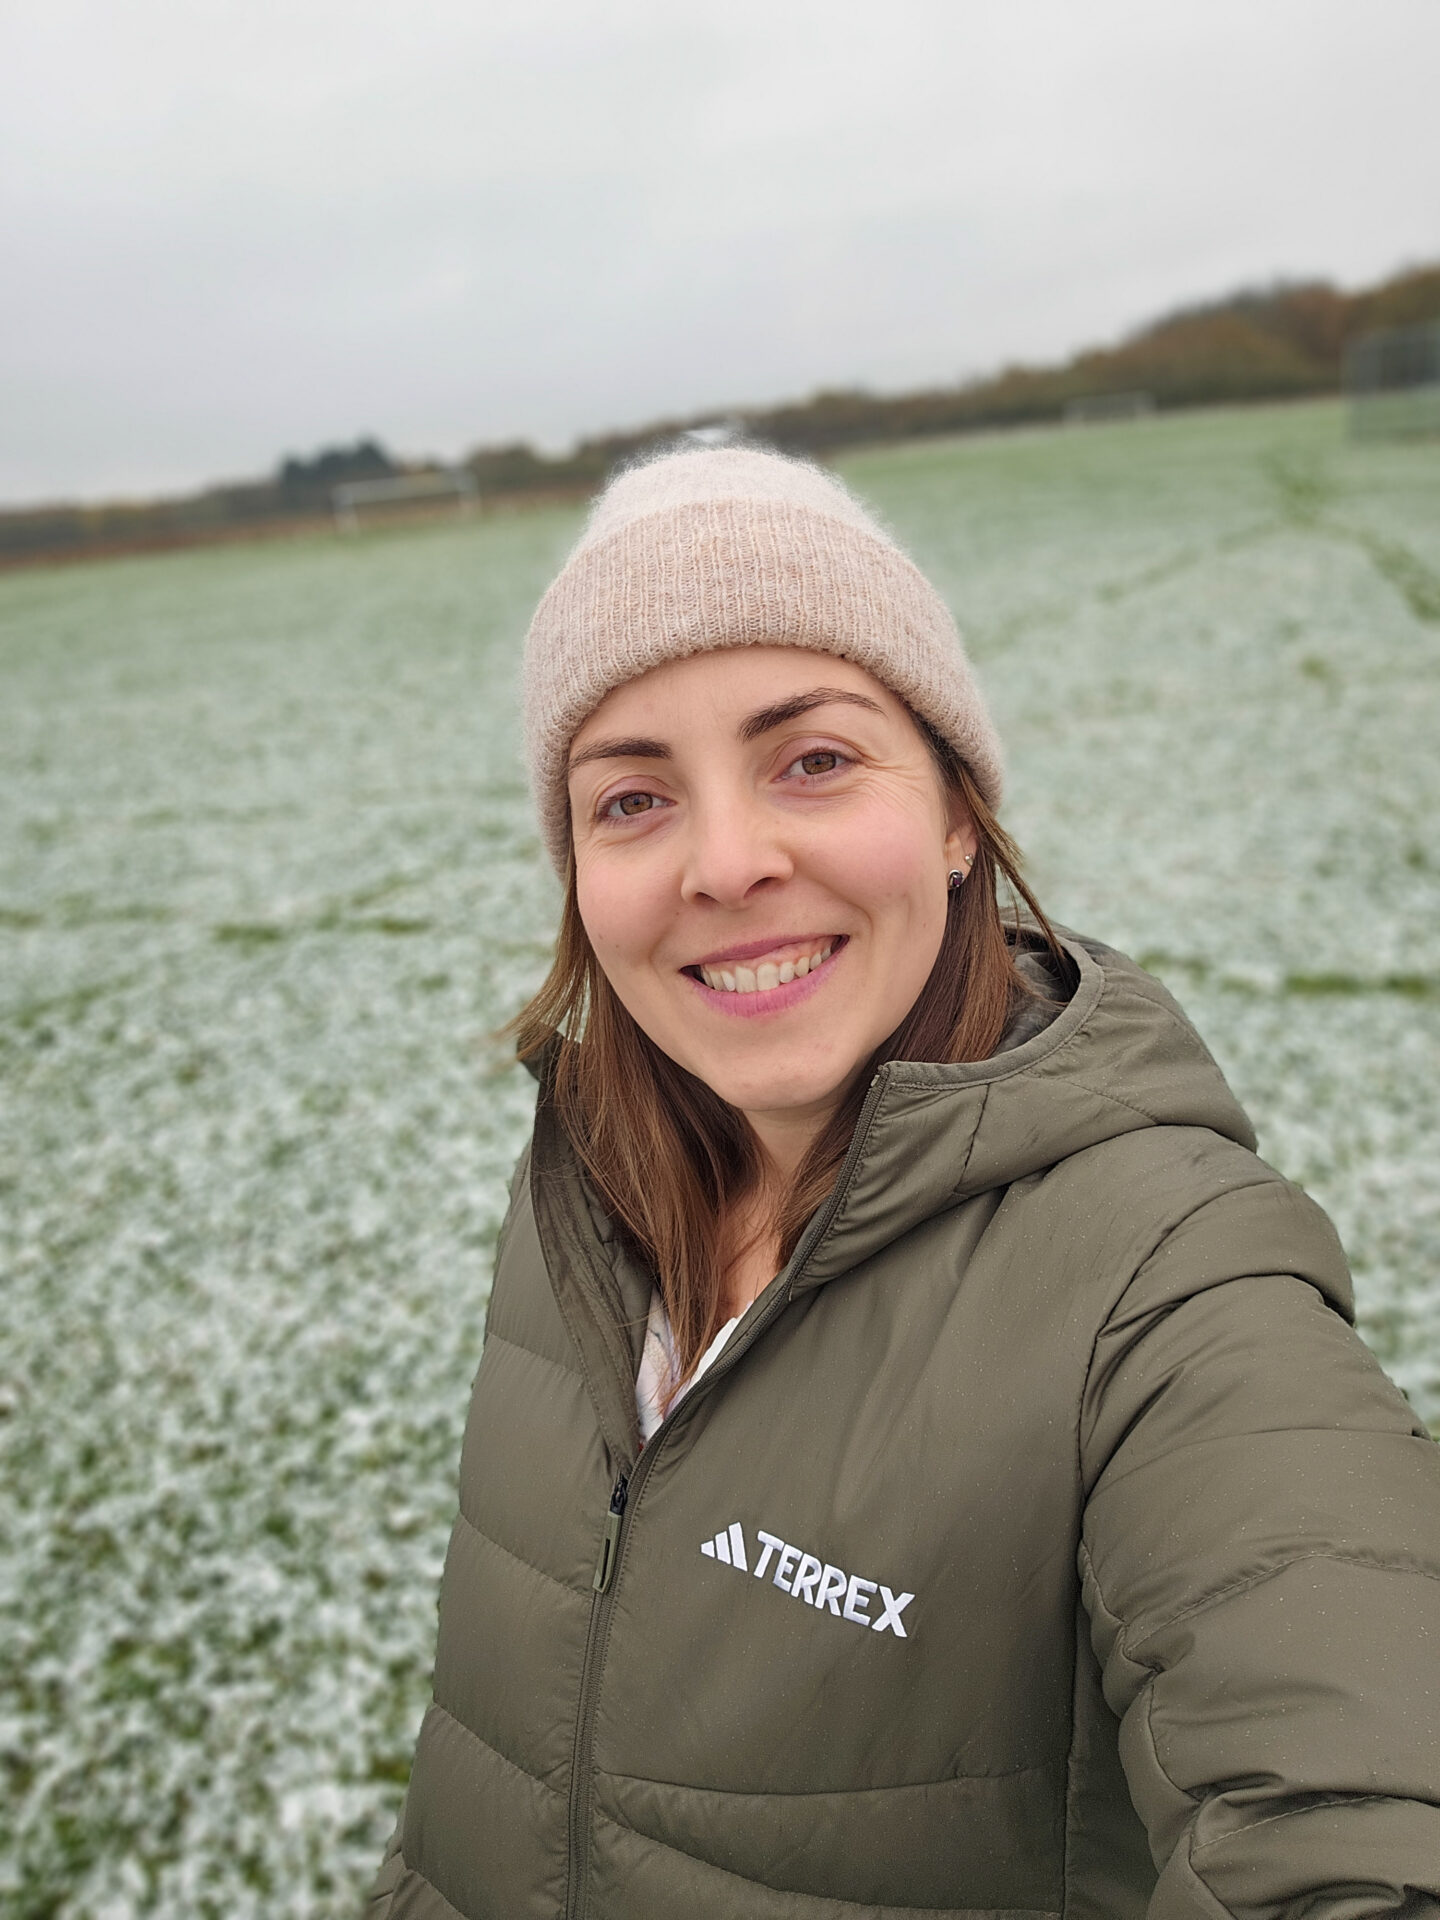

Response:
(636, 1292), (740, 1444)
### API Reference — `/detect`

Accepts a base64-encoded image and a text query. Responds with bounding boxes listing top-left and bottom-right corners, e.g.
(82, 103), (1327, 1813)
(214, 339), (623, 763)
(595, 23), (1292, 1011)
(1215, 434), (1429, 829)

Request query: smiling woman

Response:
(540, 645), (1044, 1357)
(568, 661), (965, 1125)
(370, 447), (1440, 1920)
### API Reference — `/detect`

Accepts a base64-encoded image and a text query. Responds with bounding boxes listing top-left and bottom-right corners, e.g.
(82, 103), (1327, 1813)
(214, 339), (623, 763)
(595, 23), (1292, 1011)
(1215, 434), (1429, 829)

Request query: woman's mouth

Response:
(682, 936), (847, 1007)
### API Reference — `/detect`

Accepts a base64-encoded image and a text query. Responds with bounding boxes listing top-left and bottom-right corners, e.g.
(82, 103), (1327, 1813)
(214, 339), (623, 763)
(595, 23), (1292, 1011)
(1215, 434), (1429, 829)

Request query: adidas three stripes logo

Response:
(700, 1522), (750, 1569)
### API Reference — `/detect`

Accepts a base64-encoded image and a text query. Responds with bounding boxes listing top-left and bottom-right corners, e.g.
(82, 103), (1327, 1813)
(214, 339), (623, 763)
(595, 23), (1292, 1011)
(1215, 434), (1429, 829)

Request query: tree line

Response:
(4, 262), (1437, 565)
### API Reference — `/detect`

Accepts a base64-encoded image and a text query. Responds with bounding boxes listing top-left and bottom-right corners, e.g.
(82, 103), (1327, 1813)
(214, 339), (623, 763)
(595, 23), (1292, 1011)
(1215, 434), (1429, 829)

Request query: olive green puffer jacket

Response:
(371, 936), (1440, 1919)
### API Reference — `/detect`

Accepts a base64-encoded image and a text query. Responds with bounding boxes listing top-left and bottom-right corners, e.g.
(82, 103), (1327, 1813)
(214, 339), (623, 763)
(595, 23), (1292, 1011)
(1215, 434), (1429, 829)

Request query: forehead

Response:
(569, 645), (904, 746)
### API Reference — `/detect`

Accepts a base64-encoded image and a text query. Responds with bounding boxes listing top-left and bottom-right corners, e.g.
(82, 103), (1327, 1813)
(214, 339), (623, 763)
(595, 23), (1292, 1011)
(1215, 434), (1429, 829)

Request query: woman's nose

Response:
(679, 795), (794, 908)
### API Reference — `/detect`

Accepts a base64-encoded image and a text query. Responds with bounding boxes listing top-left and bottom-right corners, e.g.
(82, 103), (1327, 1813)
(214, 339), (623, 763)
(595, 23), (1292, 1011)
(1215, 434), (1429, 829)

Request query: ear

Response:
(943, 804), (977, 875)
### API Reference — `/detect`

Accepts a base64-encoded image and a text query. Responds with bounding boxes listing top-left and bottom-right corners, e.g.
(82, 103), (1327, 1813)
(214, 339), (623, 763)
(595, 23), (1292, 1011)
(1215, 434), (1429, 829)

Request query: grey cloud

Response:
(1, 0), (1436, 501)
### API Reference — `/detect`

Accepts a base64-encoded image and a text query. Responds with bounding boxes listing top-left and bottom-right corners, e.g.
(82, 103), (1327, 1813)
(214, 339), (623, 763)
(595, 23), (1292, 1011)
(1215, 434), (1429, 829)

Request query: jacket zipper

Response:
(593, 1475), (629, 1597)
(564, 1474), (627, 1919)
(562, 1069), (891, 1919)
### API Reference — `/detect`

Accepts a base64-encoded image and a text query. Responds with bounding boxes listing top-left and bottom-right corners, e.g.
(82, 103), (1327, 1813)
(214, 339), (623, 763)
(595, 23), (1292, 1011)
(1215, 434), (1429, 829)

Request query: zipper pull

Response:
(592, 1475), (629, 1594)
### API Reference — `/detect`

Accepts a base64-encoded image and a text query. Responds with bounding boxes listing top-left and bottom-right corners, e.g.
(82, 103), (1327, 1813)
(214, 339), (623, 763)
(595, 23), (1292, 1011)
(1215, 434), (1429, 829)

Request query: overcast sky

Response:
(2, 0), (1437, 505)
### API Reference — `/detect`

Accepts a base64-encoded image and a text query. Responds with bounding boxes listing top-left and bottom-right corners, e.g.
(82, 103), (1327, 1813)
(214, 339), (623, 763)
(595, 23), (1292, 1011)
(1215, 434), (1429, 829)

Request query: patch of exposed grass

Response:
(1349, 528), (1440, 624)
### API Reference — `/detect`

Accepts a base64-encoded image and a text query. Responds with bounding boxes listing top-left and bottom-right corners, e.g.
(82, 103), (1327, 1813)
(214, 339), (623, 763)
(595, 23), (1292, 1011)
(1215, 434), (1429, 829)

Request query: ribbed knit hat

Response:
(523, 444), (1003, 872)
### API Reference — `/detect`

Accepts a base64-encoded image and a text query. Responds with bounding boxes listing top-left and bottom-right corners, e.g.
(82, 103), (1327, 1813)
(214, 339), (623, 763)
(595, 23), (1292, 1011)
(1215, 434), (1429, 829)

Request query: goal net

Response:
(1344, 321), (1440, 440)
(332, 469), (479, 533)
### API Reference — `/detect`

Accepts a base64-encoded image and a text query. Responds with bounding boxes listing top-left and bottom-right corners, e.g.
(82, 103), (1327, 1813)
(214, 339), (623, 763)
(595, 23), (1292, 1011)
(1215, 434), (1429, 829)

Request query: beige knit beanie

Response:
(523, 444), (1004, 872)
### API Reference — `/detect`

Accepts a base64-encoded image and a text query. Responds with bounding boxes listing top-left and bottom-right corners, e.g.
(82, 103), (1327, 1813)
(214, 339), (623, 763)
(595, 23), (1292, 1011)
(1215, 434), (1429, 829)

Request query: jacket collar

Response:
(528, 934), (1257, 1435)
(787, 935), (1254, 1290)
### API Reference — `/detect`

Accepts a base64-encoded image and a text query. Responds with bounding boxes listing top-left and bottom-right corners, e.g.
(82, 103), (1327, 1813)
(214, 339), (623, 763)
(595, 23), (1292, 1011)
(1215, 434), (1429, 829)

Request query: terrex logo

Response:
(700, 1522), (914, 1638)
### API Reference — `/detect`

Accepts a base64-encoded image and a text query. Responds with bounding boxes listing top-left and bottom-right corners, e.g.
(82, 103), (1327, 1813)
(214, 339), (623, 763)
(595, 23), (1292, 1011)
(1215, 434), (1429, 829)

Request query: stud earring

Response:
(947, 869), (964, 890)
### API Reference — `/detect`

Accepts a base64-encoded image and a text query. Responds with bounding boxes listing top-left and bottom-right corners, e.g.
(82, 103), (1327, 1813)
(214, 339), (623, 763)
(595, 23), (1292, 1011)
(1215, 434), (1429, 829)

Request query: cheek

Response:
(575, 857), (669, 980)
(808, 808), (947, 924)
(575, 868), (626, 968)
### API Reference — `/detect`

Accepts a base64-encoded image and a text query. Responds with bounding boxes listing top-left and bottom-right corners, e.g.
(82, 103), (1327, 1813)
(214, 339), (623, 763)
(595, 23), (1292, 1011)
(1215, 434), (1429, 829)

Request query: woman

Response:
(371, 447), (1440, 1919)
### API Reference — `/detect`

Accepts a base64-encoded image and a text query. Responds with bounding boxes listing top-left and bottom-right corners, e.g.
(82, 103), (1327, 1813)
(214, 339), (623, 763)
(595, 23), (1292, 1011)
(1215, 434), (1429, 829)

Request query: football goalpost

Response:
(1344, 321), (1440, 440)
(1062, 390), (1155, 425)
(332, 468), (479, 534)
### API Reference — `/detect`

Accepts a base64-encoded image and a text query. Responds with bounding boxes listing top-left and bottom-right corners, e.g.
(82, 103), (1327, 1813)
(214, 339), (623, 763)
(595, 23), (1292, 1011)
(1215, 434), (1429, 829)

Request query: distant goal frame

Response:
(332, 468), (479, 534)
(1344, 320), (1440, 440)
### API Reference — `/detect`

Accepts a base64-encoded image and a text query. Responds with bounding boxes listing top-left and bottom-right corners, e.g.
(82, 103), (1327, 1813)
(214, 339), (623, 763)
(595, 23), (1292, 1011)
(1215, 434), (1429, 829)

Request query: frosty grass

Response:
(2, 398), (1437, 1916)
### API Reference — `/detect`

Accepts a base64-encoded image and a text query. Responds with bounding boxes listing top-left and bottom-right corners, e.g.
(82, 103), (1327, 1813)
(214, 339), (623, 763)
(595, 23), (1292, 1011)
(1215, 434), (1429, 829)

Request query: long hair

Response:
(511, 736), (1065, 1384)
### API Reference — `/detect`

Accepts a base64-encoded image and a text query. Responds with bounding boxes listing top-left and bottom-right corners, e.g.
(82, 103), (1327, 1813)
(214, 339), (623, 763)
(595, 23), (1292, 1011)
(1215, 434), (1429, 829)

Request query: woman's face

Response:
(566, 647), (974, 1169)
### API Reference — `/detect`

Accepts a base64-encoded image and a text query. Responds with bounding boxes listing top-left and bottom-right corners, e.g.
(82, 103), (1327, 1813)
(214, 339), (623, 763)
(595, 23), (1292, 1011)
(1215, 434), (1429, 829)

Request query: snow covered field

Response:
(2, 399), (1437, 1916)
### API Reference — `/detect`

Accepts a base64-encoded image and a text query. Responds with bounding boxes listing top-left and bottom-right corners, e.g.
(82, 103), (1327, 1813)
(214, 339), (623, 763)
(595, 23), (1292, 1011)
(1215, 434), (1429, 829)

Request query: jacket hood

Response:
(527, 930), (1263, 1475)
(789, 933), (1256, 1290)
(531, 932), (1257, 1304)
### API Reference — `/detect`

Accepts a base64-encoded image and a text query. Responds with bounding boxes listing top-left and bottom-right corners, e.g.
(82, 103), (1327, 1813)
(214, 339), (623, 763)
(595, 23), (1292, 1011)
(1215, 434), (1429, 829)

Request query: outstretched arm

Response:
(1081, 1181), (1440, 1918)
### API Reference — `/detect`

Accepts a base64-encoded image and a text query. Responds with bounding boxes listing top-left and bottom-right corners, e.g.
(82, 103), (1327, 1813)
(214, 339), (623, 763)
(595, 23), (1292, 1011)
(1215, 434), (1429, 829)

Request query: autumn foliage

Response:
(5, 263), (1438, 565)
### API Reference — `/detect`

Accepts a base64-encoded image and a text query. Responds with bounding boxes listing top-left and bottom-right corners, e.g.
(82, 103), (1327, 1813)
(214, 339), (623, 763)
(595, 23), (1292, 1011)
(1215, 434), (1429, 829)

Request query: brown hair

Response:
(511, 737), (1064, 1384)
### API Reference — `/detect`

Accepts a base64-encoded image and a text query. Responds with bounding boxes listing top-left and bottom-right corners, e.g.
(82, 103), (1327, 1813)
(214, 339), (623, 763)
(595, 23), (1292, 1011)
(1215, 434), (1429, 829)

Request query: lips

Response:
(689, 933), (840, 968)
(698, 941), (835, 995)
(683, 936), (846, 999)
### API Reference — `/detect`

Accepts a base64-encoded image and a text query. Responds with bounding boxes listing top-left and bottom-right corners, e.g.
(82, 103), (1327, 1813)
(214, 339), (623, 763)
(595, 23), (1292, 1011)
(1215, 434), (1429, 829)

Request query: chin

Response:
(697, 1065), (851, 1121)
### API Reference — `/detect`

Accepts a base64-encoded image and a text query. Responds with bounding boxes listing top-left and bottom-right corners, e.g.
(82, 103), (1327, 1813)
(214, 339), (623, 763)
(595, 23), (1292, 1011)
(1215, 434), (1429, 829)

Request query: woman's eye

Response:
(604, 790), (657, 819)
(790, 749), (843, 778)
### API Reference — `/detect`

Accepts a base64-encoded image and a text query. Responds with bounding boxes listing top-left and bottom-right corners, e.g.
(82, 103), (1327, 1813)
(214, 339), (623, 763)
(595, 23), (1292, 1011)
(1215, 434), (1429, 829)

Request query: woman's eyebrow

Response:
(568, 689), (882, 773)
(739, 687), (883, 742)
(568, 735), (670, 773)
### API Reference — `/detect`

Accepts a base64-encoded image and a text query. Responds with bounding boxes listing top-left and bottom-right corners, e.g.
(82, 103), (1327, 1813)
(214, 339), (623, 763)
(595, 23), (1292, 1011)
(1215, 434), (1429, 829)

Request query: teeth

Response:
(699, 943), (834, 994)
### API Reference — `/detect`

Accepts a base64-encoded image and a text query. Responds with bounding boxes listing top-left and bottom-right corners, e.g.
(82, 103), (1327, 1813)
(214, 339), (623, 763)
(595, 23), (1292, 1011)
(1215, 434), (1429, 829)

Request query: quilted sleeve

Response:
(364, 1800), (406, 1915)
(1079, 1174), (1440, 1919)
